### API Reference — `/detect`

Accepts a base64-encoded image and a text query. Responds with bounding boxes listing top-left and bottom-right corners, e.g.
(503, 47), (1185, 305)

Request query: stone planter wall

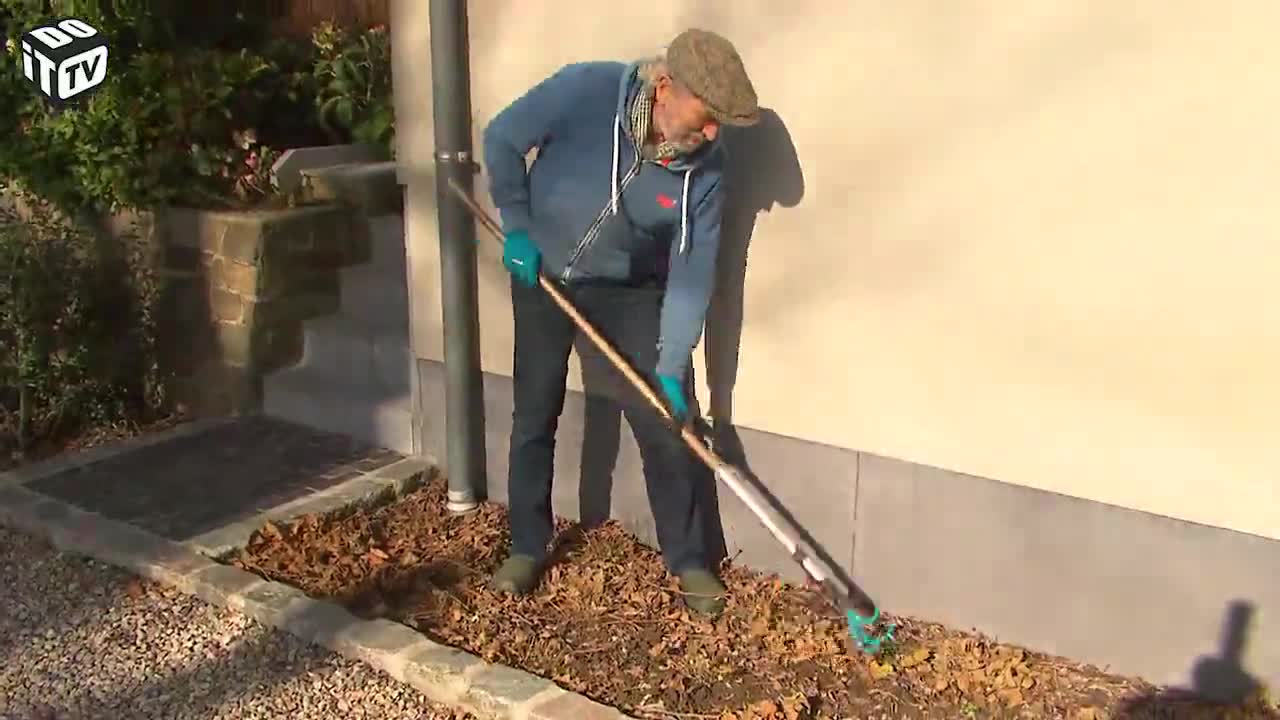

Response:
(152, 203), (373, 416)
(3, 156), (400, 419)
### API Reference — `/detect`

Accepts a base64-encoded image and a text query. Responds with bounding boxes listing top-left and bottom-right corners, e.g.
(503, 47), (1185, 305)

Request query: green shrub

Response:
(311, 21), (395, 154)
(1, 32), (319, 214)
(1, 4), (395, 217)
(1, 0), (276, 58)
(0, 188), (161, 457)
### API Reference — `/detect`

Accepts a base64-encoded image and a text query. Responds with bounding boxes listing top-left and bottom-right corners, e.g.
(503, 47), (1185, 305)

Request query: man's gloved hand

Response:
(657, 373), (689, 423)
(503, 230), (541, 287)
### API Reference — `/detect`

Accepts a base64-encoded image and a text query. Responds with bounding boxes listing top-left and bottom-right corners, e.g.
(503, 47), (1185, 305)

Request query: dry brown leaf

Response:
(792, 636), (819, 660)
(899, 647), (932, 669)
(868, 660), (894, 680)
(780, 695), (807, 720)
(996, 688), (1023, 707)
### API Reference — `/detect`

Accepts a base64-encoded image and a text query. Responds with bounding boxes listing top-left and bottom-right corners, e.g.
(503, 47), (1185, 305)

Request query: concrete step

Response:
(359, 215), (408, 268)
(263, 365), (413, 454)
(258, 211), (414, 454)
(296, 313), (412, 393)
(338, 261), (410, 325)
(336, 217), (409, 325)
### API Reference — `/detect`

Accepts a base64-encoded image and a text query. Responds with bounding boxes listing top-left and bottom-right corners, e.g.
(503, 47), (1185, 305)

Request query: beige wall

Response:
(392, 1), (1280, 541)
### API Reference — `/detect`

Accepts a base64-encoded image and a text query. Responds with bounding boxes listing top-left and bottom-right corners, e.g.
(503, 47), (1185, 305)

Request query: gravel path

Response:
(0, 526), (473, 720)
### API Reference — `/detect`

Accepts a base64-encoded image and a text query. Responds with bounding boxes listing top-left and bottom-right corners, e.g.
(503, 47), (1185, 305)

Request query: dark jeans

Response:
(506, 277), (708, 575)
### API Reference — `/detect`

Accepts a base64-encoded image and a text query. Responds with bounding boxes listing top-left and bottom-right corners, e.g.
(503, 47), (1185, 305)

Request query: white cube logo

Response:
(21, 17), (108, 106)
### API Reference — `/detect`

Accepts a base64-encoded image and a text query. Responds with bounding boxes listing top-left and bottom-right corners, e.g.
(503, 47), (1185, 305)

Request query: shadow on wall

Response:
(574, 107), (807, 571)
(1115, 600), (1278, 718)
(704, 106), (806, 426)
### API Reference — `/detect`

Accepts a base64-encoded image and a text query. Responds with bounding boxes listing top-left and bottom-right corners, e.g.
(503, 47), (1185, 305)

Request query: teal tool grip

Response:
(847, 607), (896, 654)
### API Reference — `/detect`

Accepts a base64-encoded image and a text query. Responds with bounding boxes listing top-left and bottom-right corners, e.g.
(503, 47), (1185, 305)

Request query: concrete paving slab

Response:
(26, 414), (402, 541)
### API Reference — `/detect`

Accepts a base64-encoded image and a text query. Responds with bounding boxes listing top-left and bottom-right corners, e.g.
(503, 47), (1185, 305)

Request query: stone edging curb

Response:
(0, 438), (632, 720)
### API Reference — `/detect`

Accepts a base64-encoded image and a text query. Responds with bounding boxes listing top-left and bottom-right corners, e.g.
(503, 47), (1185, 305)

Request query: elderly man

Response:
(480, 29), (758, 616)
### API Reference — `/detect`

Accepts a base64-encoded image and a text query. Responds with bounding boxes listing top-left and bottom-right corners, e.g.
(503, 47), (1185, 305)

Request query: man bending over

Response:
(481, 28), (759, 616)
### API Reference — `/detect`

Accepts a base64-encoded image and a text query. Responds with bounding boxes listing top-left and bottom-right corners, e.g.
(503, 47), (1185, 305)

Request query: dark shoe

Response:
(490, 554), (542, 595)
(677, 568), (726, 616)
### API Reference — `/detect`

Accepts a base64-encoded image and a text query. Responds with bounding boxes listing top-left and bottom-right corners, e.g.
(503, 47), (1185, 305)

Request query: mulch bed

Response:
(229, 474), (1278, 720)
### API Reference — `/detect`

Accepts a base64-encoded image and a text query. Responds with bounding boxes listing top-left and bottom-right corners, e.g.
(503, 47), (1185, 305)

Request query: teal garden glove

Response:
(503, 230), (541, 288)
(657, 373), (689, 423)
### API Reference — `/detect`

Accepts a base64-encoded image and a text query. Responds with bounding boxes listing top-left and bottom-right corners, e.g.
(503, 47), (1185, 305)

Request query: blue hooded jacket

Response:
(481, 60), (726, 381)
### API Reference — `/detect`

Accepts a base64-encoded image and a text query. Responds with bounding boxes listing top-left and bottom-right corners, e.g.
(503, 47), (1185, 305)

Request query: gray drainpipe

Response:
(428, 0), (484, 514)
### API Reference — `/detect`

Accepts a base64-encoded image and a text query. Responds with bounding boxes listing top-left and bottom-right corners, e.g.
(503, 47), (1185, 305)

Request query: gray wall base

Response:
(415, 358), (1280, 697)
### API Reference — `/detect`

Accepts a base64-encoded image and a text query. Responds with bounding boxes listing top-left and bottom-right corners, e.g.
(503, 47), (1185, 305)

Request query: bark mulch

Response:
(229, 474), (1278, 720)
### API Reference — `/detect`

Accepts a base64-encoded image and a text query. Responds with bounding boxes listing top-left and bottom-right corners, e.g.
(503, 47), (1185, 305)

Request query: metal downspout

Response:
(428, 0), (484, 514)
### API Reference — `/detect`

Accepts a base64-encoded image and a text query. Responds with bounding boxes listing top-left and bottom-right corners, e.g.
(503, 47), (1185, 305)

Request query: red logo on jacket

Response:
(656, 193), (677, 209)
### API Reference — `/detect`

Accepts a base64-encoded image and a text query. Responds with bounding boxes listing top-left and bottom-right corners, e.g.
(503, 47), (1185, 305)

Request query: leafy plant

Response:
(0, 188), (161, 457)
(311, 21), (395, 154)
(3, 0), (276, 52)
(2, 5), (396, 217)
(191, 128), (283, 204)
(1, 34), (315, 213)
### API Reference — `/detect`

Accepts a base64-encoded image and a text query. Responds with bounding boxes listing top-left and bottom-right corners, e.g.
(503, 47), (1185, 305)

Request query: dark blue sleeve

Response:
(481, 63), (592, 234)
(656, 178), (724, 380)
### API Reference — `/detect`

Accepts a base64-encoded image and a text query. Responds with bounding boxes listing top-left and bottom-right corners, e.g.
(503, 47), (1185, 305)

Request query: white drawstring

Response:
(678, 169), (691, 254)
(610, 110), (692, 254)
(610, 113), (621, 215)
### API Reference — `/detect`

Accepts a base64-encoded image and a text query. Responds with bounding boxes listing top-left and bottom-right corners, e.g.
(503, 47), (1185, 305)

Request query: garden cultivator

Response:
(447, 178), (894, 655)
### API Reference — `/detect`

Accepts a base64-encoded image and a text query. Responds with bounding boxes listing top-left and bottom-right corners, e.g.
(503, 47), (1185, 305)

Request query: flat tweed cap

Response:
(666, 28), (760, 126)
